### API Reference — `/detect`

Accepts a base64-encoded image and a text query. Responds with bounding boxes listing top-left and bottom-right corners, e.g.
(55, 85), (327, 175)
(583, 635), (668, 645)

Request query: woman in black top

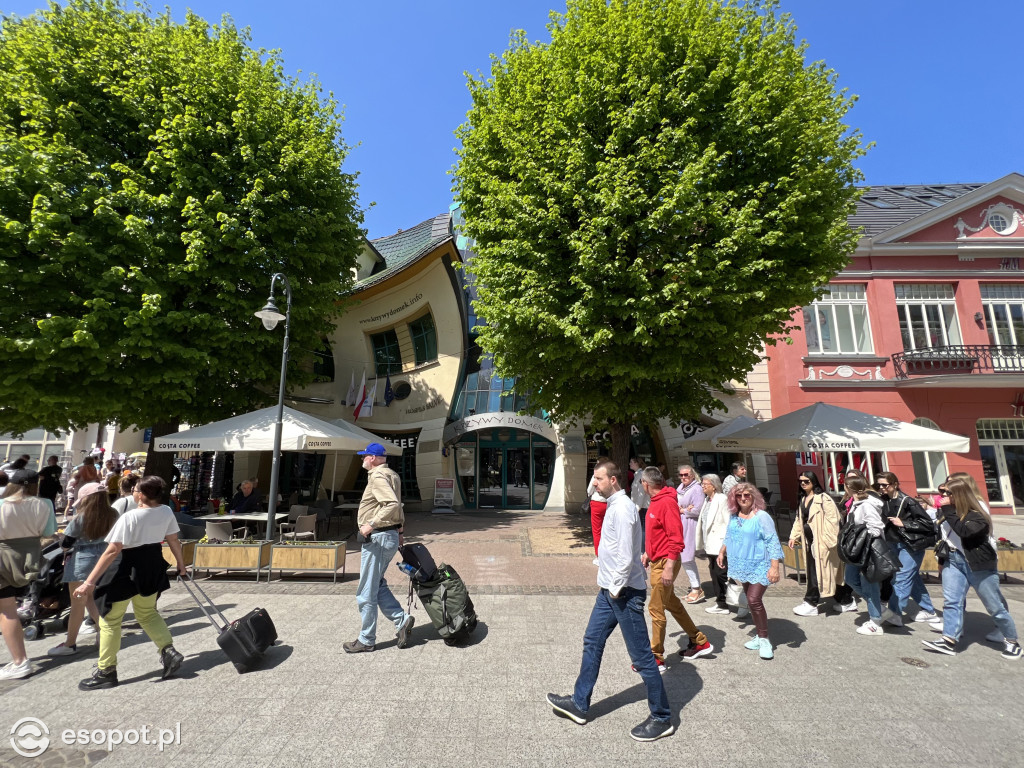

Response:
(877, 472), (938, 627)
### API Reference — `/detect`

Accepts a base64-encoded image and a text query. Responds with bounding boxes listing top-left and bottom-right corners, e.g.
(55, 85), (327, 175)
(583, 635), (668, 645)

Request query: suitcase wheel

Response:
(444, 637), (458, 647)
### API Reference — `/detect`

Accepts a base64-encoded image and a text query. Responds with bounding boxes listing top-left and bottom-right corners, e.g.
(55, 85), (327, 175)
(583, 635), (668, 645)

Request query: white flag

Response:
(363, 378), (378, 418)
(345, 371), (357, 407)
(353, 371), (367, 418)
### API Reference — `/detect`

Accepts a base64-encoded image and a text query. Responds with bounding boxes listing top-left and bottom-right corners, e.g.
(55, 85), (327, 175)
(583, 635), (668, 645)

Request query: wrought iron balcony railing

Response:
(891, 344), (1024, 379)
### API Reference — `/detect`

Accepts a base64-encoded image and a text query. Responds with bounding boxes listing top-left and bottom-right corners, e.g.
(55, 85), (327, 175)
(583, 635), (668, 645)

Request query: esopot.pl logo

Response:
(10, 717), (50, 758)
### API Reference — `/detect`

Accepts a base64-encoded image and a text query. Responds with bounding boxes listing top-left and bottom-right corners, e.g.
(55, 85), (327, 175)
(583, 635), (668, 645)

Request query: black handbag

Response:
(838, 518), (870, 566)
(933, 539), (951, 562)
(863, 537), (900, 583)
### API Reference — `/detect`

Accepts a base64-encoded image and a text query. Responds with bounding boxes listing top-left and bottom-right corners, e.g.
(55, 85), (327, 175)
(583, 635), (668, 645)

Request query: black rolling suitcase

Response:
(179, 576), (277, 673)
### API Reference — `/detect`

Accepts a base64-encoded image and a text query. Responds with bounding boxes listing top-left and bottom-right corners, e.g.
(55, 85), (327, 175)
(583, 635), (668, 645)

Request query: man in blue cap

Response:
(343, 442), (414, 653)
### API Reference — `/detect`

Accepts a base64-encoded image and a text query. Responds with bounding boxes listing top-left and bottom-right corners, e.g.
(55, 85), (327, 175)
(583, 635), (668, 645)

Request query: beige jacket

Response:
(357, 464), (404, 530)
(789, 492), (841, 597)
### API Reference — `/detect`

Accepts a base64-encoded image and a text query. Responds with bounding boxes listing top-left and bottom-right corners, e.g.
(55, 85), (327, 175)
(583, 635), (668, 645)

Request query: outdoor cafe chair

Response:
(280, 514), (317, 543)
(205, 520), (248, 542)
(278, 504), (308, 539)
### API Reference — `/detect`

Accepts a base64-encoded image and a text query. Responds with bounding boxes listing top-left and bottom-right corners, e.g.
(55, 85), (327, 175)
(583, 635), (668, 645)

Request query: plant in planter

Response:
(194, 538), (272, 581)
(270, 540), (347, 582)
(997, 537), (1019, 550)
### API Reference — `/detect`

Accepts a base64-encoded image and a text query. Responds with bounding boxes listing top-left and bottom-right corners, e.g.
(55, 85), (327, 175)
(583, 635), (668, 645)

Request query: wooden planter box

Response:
(270, 542), (346, 582)
(163, 540), (197, 571)
(998, 549), (1024, 574)
(781, 544), (804, 581)
(194, 542), (272, 582)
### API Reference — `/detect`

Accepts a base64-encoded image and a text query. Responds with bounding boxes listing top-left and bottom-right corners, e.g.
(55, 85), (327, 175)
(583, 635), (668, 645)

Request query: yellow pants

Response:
(98, 593), (173, 671)
(649, 558), (707, 661)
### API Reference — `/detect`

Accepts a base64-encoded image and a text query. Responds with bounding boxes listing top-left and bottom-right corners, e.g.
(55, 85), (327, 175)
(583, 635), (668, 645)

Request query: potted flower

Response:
(997, 537), (1024, 576)
(270, 540), (347, 582)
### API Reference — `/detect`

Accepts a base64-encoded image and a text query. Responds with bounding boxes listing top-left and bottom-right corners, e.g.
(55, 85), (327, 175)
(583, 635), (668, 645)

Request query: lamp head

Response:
(255, 299), (285, 331)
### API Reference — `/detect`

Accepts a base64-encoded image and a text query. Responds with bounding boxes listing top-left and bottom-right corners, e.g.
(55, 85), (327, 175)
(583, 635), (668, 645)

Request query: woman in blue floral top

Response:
(717, 483), (784, 659)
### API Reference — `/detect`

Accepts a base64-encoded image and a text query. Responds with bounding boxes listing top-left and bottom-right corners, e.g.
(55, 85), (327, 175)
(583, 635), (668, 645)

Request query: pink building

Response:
(765, 173), (1024, 513)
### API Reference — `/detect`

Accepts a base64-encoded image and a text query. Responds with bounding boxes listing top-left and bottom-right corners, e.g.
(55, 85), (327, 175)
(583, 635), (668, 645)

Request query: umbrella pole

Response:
(330, 453), (338, 499)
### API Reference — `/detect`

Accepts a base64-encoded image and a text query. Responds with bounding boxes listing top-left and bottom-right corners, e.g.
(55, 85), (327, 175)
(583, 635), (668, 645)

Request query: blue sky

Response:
(2, 1), (1020, 239)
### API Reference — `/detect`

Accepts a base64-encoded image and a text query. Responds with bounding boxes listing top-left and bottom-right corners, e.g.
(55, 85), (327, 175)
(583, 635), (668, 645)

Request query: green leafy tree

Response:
(454, 0), (866, 466)
(0, 1), (363, 476)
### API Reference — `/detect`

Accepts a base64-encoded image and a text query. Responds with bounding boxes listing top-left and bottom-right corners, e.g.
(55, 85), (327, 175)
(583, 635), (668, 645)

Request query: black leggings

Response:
(804, 551), (853, 605)
(708, 553), (729, 607)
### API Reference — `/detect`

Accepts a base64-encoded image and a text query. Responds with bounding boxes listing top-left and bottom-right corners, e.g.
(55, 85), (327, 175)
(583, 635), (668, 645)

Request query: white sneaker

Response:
(793, 602), (820, 617)
(0, 660), (34, 680)
(856, 620), (884, 636)
(910, 610), (938, 623)
(79, 622), (97, 636)
(929, 619), (944, 633)
(47, 643), (78, 657)
(986, 629), (1005, 644)
(832, 599), (858, 613)
(705, 605), (731, 615)
(881, 609), (903, 627)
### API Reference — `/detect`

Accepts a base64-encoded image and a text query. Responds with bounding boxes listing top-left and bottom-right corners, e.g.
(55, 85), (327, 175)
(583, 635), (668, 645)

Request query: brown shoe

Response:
(684, 589), (705, 604)
(343, 639), (375, 654)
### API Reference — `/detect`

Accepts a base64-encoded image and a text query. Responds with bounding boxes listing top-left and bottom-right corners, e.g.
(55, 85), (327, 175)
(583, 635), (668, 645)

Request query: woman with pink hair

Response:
(717, 483), (784, 659)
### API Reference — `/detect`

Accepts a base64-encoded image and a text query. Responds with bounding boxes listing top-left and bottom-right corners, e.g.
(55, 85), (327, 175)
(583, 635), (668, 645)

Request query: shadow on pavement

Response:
(585, 659), (703, 723)
(769, 618), (808, 648)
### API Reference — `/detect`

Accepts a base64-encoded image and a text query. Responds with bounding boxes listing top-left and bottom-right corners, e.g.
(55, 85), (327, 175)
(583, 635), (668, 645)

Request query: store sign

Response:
(434, 478), (455, 509)
(442, 413), (557, 444)
(358, 293), (424, 325)
(374, 431), (420, 451)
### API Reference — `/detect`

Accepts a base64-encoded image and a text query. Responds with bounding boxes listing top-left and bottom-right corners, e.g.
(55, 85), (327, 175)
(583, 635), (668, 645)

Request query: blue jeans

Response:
(356, 530), (407, 645)
(844, 563), (882, 621)
(939, 549), (1018, 643)
(572, 587), (671, 723)
(887, 541), (935, 615)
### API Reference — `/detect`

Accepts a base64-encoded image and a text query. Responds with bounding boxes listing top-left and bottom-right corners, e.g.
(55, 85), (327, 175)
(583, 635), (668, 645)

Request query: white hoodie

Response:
(849, 495), (885, 538)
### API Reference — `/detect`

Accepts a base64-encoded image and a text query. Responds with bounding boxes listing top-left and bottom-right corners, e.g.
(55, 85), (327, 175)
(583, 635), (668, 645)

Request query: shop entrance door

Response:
(980, 442), (1024, 513)
(476, 445), (532, 509)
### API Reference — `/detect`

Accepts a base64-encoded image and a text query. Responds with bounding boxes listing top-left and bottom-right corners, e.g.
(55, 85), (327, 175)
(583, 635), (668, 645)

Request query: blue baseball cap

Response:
(357, 442), (388, 457)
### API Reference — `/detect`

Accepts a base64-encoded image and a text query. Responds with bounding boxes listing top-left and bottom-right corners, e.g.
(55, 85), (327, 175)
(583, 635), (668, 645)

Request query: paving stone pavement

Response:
(2, 507), (1022, 767)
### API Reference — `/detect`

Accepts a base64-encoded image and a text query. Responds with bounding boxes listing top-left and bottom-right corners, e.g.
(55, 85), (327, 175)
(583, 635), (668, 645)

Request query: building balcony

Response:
(891, 345), (1024, 385)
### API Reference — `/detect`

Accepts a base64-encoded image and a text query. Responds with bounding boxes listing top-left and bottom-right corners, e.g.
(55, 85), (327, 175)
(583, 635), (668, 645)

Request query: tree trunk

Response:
(145, 421), (179, 502)
(609, 420), (632, 483)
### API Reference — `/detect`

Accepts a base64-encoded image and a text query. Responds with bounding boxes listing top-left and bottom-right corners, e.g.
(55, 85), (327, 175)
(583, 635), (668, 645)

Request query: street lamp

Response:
(255, 273), (291, 541)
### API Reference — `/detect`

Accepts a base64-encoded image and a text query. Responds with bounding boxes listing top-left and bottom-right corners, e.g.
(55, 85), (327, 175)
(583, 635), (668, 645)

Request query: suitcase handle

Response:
(177, 574), (231, 632)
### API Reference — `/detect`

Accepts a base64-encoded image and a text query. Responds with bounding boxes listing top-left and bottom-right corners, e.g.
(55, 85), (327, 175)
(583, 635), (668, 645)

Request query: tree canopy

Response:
(0, 0), (363, 438)
(454, 0), (866, 455)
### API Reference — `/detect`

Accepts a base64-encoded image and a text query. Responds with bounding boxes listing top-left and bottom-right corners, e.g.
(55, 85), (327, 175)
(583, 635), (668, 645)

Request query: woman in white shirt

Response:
(0, 471), (57, 680)
(75, 475), (187, 690)
(696, 474), (731, 614)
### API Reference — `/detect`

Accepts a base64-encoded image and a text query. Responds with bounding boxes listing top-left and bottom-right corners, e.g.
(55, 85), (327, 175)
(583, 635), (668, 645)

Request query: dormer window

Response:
(987, 205), (1016, 235)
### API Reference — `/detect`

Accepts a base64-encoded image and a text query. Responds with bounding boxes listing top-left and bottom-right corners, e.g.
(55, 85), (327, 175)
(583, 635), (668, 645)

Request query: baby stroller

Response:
(18, 540), (71, 640)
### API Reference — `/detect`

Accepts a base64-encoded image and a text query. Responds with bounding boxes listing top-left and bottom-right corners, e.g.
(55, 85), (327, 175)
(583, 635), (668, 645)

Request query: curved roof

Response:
(356, 213), (452, 290)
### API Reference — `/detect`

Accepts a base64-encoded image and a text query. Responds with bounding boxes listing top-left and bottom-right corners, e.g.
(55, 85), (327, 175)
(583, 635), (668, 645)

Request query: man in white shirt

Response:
(721, 462), (746, 495)
(547, 461), (675, 742)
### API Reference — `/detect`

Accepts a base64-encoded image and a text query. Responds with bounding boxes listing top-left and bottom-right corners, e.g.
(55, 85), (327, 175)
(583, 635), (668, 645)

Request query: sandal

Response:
(684, 589), (705, 604)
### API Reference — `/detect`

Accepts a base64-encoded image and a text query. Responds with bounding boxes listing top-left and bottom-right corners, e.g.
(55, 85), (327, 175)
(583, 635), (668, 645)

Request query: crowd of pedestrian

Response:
(551, 459), (1021, 741)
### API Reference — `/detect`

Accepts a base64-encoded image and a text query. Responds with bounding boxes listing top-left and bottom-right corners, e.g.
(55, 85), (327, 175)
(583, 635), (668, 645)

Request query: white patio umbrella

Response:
(152, 406), (402, 454)
(712, 402), (971, 454)
(673, 415), (760, 452)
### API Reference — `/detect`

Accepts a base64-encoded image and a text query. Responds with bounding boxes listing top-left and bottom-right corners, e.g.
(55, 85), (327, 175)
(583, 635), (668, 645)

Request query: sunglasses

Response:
(737, 492), (754, 499)
(798, 479), (811, 485)
(939, 490), (950, 497)
(679, 473), (691, 478)
(878, 483), (891, 488)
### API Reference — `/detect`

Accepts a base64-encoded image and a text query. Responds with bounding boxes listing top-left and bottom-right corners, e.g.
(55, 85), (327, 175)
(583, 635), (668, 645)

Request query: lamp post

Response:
(254, 273), (292, 541)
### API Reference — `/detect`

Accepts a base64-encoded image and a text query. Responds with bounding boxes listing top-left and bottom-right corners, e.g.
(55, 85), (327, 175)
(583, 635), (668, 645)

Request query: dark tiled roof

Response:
(850, 183), (983, 238)
(357, 213), (452, 289)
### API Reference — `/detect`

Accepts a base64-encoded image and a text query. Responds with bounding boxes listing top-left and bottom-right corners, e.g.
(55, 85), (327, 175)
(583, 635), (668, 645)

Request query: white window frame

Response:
(910, 418), (948, 492)
(981, 283), (1024, 346)
(803, 284), (874, 355)
(822, 451), (887, 494)
(894, 283), (962, 352)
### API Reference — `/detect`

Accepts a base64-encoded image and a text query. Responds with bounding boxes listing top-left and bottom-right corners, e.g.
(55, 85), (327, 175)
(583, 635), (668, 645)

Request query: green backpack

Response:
(414, 562), (478, 645)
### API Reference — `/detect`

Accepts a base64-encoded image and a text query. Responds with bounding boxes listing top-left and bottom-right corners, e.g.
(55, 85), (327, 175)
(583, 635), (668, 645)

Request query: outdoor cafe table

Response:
(195, 512), (287, 538)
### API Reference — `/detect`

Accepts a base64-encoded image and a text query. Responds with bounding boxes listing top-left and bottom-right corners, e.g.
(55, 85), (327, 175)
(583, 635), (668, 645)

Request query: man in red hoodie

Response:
(641, 466), (713, 667)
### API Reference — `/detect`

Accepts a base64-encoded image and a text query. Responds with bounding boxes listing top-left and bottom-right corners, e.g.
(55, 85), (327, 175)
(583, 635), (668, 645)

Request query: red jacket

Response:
(645, 486), (685, 561)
